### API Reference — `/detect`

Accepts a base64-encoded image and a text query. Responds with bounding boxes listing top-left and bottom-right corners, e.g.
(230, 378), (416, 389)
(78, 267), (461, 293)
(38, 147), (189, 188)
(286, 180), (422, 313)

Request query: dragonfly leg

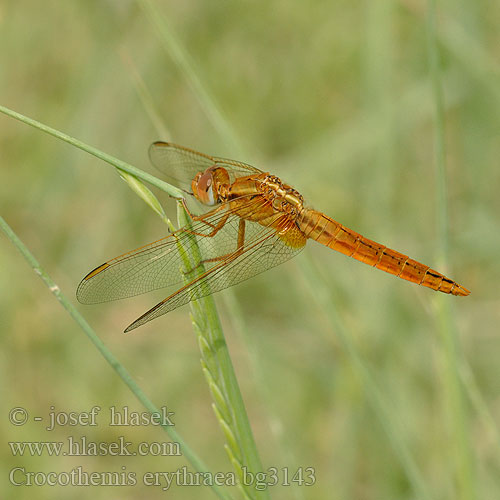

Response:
(180, 210), (236, 276)
(180, 198), (202, 220)
(181, 219), (247, 278)
(180, 199), (230, 237)
(199, 219), (246, 264)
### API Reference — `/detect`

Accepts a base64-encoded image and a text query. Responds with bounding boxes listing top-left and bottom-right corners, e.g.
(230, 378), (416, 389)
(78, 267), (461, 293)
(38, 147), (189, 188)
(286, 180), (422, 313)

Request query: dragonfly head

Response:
(192, 167), (218, 205)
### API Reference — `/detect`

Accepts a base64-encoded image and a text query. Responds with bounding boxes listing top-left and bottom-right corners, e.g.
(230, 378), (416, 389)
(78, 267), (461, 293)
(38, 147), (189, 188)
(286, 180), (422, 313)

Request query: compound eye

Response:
(195, 169), (216, 205)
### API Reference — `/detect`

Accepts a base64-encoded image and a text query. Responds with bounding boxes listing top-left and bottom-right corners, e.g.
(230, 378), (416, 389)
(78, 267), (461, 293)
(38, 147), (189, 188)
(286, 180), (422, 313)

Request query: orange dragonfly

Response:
(77, 142), (470, 332)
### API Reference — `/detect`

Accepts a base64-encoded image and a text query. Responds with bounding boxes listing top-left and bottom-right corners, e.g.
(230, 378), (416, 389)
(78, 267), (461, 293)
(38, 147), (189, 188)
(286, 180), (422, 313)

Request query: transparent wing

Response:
(77, 197), (267, 304)
(149, 142), (263, 192)
(124, 217), (306, 332)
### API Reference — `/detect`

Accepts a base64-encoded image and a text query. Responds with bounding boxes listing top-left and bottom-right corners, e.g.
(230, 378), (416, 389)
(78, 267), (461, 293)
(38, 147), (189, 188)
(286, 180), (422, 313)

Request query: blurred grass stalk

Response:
(0, 103), (268, 500)
(426, 2), (476, 500)
(137, 0), (244, 155)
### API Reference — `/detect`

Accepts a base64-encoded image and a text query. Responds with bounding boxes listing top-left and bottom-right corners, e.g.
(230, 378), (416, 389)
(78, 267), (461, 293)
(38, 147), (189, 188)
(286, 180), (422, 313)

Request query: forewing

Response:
(77, 198), (268, 304)
(124, 217), (306, 332)
(149, 142), (263, 192)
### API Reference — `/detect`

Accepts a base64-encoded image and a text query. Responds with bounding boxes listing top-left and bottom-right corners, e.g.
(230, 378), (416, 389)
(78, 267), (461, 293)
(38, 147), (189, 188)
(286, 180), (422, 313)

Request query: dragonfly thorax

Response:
(261, 175), (304, 217)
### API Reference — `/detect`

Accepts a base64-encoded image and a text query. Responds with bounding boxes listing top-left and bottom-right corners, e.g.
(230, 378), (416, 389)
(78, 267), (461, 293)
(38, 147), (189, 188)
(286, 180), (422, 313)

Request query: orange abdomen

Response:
(298, 209), (470, 296)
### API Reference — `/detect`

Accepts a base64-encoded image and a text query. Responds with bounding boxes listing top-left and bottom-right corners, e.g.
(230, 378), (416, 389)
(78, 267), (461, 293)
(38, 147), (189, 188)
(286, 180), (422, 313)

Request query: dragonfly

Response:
(77, 142), (470, 332)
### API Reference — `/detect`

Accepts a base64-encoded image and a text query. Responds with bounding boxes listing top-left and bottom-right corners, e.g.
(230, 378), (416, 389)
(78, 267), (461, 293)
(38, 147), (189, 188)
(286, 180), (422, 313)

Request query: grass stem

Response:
(426, 2), (476, 499)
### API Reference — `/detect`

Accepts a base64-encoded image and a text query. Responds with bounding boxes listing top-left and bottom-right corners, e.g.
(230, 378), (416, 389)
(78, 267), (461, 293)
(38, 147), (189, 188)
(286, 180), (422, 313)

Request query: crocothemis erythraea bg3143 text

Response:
(77, 142), (470, 332)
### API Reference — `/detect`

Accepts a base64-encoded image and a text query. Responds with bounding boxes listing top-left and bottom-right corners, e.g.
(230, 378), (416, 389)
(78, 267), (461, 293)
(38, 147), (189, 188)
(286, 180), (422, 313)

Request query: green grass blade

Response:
(426, 2), (477, 499)
(118, 170), (168, 222)
(0, 216), (232, 500)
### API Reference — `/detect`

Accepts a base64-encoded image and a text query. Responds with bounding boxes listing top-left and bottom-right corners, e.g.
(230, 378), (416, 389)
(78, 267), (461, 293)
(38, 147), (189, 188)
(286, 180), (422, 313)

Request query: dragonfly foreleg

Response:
(180, 199), (230, 236)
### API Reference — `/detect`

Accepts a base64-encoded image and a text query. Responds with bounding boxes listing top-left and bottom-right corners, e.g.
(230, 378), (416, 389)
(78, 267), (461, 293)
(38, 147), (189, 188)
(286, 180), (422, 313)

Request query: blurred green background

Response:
(1, 1), (499, 499)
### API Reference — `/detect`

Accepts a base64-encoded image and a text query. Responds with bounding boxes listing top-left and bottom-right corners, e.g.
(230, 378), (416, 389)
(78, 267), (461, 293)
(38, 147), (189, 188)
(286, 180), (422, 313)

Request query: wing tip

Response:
(123, 324), (136, 334)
